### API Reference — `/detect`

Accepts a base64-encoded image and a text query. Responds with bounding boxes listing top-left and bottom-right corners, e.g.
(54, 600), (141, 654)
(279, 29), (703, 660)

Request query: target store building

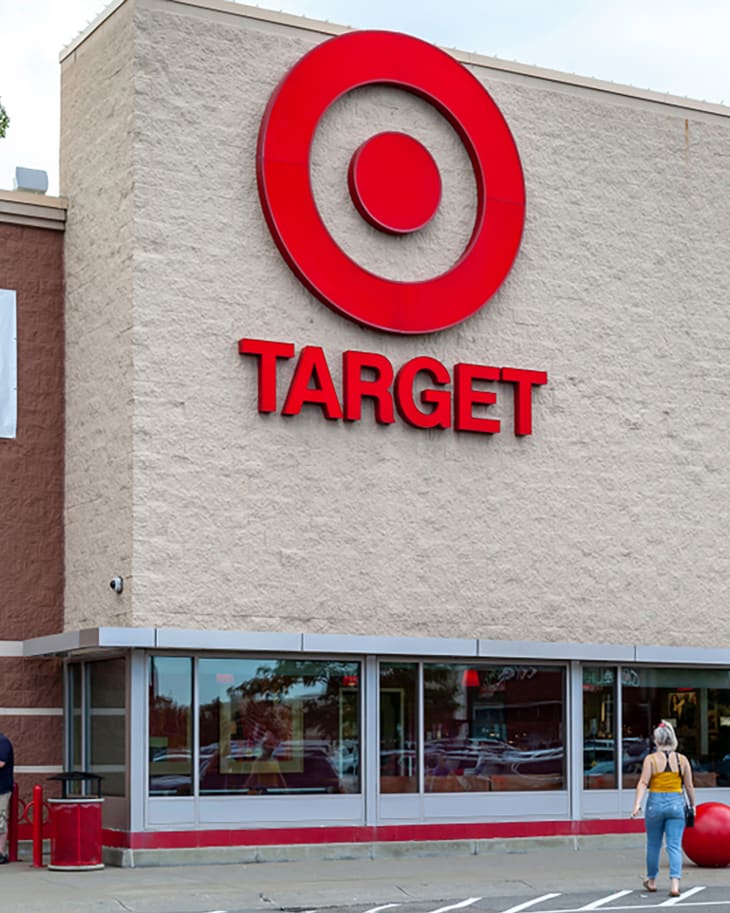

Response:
(2, 0), (730, 865)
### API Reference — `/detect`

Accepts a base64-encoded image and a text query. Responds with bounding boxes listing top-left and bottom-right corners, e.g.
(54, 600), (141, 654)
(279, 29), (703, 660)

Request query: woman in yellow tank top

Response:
(631, 720), (696, 898)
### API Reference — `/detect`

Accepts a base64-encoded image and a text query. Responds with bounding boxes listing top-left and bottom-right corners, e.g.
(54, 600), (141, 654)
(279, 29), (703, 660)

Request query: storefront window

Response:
(621, 667), (730, 788)
(68, 663), (83, 771)
(88, 658), (127, 797)
(423, 663), (565, 792)
(583, 666), (617, 789)
(198, 658), (360, 795)
(380, 663), (418, 793)
(149, 657), (193, 796)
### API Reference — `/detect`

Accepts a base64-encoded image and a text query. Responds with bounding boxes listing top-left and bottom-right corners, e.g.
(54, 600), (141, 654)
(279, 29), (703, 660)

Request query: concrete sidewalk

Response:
(1, 838), (729, 913)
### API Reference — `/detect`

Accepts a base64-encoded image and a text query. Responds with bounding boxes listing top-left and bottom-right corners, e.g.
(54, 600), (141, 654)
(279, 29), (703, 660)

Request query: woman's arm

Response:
(631, 755), (653, 816)
(681, 754), (697, 807)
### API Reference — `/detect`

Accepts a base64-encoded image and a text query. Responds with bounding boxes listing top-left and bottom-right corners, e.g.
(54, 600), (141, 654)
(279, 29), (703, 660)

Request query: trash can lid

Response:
(48, 771), (104, 781)
(48, 770), (104, 798)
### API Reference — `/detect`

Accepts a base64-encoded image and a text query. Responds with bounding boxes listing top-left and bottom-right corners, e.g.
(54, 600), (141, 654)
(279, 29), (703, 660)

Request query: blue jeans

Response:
(645, 791), (685, 879)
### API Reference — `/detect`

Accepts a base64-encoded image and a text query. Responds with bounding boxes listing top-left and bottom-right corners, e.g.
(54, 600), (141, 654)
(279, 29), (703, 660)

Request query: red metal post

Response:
(32, 784), (43, 868)
(8, 783), (19, 862)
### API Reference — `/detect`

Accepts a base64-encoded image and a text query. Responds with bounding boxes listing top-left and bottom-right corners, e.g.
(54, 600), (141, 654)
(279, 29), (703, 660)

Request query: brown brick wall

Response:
(14, 773), (63, 804)
(0, 710), (63, 766)
(0, 223), (64, 640)
(0, 221), (65, 794)
(1, 656), (63, 708)
(0, 656), (64, 803)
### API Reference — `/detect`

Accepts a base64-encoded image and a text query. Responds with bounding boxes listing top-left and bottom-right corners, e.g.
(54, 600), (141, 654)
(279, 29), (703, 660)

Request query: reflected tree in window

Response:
(199, 658), (360, 795)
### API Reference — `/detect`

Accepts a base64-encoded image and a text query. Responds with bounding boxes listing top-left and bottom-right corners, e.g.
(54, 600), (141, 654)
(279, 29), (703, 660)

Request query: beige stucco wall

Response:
(61, 0), (136, 628)
(61, 0), (730, 645)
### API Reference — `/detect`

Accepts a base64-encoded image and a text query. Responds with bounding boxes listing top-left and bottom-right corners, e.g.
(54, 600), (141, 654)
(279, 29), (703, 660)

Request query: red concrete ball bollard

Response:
(682, 802), (730, 867)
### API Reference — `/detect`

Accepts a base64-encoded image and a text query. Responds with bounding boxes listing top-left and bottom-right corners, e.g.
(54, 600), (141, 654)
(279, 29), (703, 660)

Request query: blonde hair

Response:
(653, 719), (679, 751)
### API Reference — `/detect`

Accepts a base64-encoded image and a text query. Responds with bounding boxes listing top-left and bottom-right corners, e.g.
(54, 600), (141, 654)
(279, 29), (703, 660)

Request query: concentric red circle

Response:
(257, 30), (525, 335)
(348, 131), (442, 235)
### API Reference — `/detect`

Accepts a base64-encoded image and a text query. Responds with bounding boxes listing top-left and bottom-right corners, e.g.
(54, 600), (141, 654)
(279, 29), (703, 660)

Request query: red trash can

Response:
(47, 772), (104, 871)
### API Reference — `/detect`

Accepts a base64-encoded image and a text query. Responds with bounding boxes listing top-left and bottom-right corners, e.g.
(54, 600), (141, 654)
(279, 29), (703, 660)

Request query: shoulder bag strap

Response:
(677, 753), (691, 807)
(677, 753), (683, 782)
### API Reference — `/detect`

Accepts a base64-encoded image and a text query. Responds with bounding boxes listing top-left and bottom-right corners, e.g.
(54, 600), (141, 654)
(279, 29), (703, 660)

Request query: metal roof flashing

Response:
(19, 627), (730, 666)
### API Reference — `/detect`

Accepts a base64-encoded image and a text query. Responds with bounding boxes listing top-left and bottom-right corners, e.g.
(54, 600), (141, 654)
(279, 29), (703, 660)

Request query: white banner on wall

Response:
(0, 289), (18, 439)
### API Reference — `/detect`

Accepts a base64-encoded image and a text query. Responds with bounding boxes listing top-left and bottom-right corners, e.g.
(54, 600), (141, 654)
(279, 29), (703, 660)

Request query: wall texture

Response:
(0, 222), (64, 638)
(61, 0), (730, 647)
(61, 0), (136, 630)
(0, 211), (65, 798)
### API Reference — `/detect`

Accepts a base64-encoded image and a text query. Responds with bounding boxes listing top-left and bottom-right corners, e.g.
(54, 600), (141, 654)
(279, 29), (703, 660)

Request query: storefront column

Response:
(569, 660), (583, 820)
(128, 650), (147, 833)
(616, 667), (624, 793)
(364, 655), (378, 825)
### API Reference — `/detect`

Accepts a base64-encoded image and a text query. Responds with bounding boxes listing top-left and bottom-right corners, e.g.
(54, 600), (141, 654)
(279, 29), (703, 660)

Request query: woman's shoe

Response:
(670, 890), (681, 897)
(642, 878), (657, 893)
(669, 877), (680, 897)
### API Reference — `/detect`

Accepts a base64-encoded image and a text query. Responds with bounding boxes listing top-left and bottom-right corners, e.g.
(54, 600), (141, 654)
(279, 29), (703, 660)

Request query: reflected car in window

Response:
(148, 750), (194, 796)
(198, 741), (344, 795)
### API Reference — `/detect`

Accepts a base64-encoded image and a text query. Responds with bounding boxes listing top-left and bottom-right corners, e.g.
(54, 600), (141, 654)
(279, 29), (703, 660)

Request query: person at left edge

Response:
(0, 731), (14, 864)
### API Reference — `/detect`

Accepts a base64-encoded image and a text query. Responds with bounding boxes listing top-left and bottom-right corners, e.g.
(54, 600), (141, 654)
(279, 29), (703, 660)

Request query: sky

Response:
(1, 0), (729, 195)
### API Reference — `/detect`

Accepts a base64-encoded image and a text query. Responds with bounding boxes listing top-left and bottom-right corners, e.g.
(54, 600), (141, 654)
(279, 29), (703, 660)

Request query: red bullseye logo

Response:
(348, 131), (442, 235)
(257, 30), (525, 335)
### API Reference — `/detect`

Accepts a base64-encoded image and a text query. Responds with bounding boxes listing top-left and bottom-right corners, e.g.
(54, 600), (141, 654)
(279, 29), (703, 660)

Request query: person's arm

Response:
(631, 755), (653, 817)
(681, 754), (696, 807)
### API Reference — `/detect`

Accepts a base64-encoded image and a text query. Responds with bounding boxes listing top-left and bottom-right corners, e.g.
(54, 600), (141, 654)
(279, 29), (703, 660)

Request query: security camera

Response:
(110, 576), (124, 594)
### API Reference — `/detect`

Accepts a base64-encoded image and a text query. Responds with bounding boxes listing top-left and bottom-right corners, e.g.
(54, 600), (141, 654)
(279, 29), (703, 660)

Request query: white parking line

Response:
(579, 890), (633, 910)
(427, 898), (483, 913)
(499, 895), (561, 913)
(363, 905), (401, 913)
(659, 886), (707, 905)
(548, 902), (729, 913)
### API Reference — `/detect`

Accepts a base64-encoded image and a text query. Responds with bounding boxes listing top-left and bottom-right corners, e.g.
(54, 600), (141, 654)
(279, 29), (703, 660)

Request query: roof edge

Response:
(20, 626), (730, 665)
(59, 0), (730, 119)
(0, 190), (67, 231)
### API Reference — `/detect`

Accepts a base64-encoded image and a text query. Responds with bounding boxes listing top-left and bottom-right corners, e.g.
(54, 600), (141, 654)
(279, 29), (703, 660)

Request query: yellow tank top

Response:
(649, 752), (683, 793)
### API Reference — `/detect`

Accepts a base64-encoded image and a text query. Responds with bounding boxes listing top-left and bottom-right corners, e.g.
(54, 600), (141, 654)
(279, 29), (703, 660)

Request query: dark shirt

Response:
(0, 733), (14, 794)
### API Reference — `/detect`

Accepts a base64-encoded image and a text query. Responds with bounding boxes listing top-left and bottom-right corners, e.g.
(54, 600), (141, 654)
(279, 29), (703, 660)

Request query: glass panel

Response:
(709, 690), (730, 787)
(380, 663), (418, 793)
(198, 658), (360, 795)
(621, 667), (730, 789)
(424, 663), (566, 792)
(68, 663), (83, 771)
(88, 658), (126, 797)
(149, 657), (193, 796)
(583, 666), (617, 789)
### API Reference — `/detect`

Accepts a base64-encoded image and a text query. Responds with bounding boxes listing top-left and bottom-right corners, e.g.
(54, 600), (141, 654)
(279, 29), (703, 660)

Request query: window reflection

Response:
(88, 658), (126, 797)
(198, 658), (360, 795)
(68, 663), (83, 772)
(583, 667), (617, 789)
(149, 657), (193, 796)
(621, 667), (730, 788)
(423, 664), (565, 792)
(380, 663), (418, 793)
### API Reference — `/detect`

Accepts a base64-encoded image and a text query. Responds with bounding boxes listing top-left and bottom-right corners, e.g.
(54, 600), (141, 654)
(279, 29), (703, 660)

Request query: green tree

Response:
(0, 100), (8, 139)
